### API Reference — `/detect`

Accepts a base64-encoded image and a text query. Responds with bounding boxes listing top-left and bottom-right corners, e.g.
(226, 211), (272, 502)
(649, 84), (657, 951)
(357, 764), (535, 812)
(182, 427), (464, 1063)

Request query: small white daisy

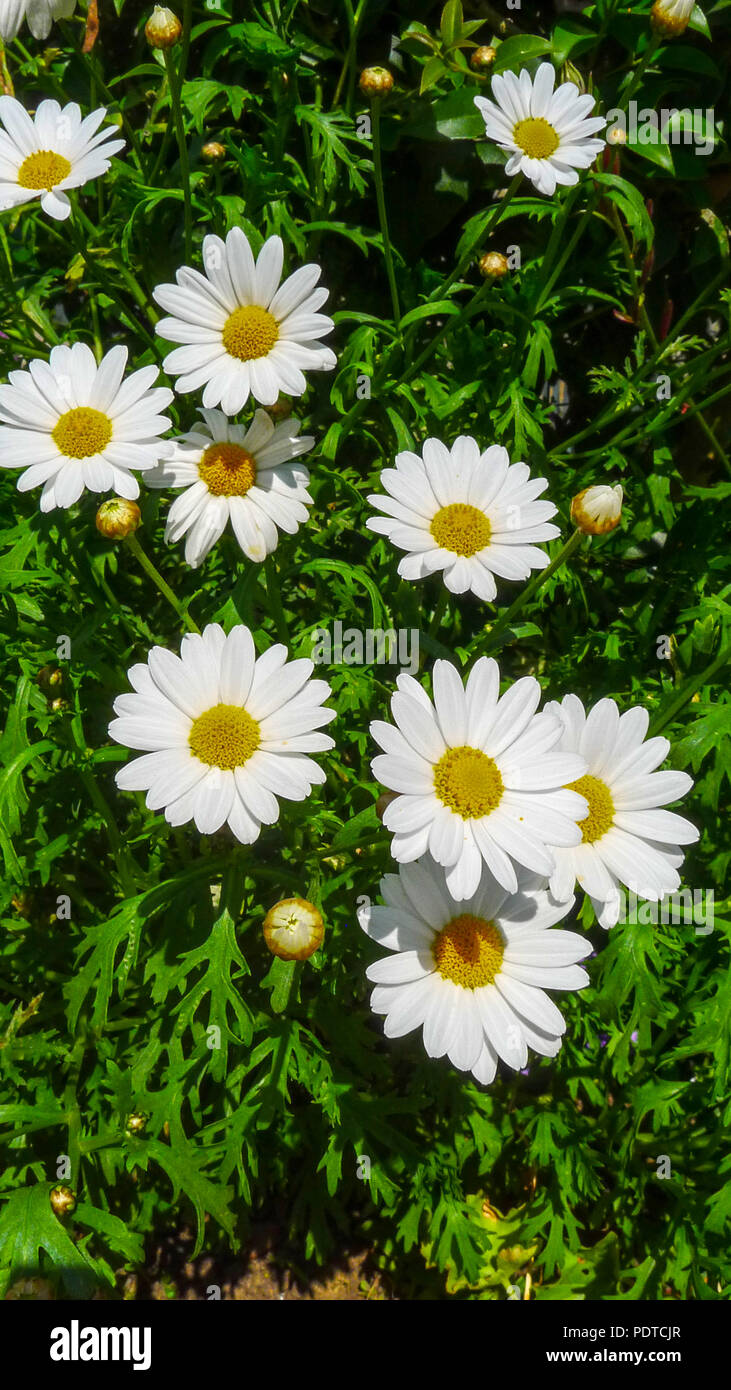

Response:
(544, 694), (699, 927)
(0, 0), (75, 42)
(366, 435), (560, 601)
(0, 97), (124, 221)
(474, 62), (606, 197)
(153, 229), (336, 414)
(144, 407), (314, 569)
(0, 342), (174, 512)
(370, 657), (589, 901)
(109, 623), (336, 842)
(359, 856), (591, 1085)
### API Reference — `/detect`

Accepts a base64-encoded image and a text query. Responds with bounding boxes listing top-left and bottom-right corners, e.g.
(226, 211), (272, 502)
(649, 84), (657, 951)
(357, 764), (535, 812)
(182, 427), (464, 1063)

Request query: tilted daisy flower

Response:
(358, 856), (591, 1085)
(366, 435), (559, 601)
(153, 229), (336, 414)
(0, 97), (124, 221)
(144, 407), (314, 568)
(543, 694), (699, 928)
(474, 62), (606, 197)
(0, 342), (173, 512)
(370, 657), (589, 901)
(109, 624), (335, 842)
(0, 0), (76, 41)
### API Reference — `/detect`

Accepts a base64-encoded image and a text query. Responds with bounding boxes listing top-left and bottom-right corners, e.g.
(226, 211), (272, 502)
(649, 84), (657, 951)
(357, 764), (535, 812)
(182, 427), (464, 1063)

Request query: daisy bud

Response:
(50, 697), (69, 713)
(470, 46), (497, 71)
(571, 483), (623, 536)
(359, 66), (394, 99)
(96, 498), (141, 540)
(50, 1185), (76, 1219)
(479, 251), (509, 279)
(606, 124), (627, 146)
(145, 5), (182, 48)
(201, 140), (226, 161)
(650, 0), (694, 36)
(561, 60), (586, 94)
(262, 897), (324, 962)
(125, 1112), (148, 1136)
(37, 664), (62, 692)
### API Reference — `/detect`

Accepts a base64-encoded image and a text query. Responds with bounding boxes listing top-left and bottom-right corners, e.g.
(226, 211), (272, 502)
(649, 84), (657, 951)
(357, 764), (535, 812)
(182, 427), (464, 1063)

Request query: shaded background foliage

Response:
(0, 0), (730, 1298)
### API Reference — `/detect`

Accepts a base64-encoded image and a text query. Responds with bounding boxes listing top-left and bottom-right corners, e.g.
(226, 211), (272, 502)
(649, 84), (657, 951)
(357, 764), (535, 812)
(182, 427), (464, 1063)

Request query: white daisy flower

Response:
(370, 657), (589, 901)
(0, 97), (124, 221)
(0, 0), (75, 42)
(474, 62), (606, 197)
(651, 0), (694, 37)
(358, 856), (591, 1085)
(0, 342), (174, 512)
(109, 623), (336, 842)
(144, 407), (314, 569)
(544, 694), (699, 928)
(152, 229), (336, 414)
(366, 435), (560, 601)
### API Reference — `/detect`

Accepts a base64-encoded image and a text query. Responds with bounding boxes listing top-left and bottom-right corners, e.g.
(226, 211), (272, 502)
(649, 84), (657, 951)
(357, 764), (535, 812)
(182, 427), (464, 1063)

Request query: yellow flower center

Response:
(433, 914), (504, 990)
(569, 774), (615, 844)
(431, 503), (492, 557)
(188, 703), (260, 770)
(222, 305), (279, 362)
(199, 441), (257, 497)
(434, 746), (504, 820)
(51, 407), (113, 459)
(17, 149), (72, 190)
(513, 117), (560, 160)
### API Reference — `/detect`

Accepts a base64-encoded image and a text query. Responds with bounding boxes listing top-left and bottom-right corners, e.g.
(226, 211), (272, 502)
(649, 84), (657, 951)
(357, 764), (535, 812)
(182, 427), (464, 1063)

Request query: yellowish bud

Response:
(479, 251), (509, 279)
(145, 6), (182, 49)
(96, 498), (141, 540)
(650, 0), (694, 36)
(359, 66), (394, 98)
(201, 140), (226, 161)
(262, 897), (324, 962)
(125, 1111), (148, 1136)
(571, 484), (623, 536)
(50, 1185), (76, 1219)
(470, 46), (497, 71)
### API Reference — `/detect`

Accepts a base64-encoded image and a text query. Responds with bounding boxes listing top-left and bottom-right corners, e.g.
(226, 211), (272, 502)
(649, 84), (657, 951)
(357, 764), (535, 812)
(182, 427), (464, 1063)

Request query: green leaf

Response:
(492, 36), (553, 74)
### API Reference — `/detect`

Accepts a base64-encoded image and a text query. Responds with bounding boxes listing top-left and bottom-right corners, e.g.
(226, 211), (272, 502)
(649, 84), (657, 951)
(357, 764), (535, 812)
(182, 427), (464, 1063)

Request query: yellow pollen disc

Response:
(17, 149), (72, 191)
(433, 914), (504, 990)
(188, 703), (260, 770)
(433, 746), (504, 820)
(431, 503), (491, 557)
(199, 441), (257, 497)
(222, 305), (279, 362)
(513, 117), (560, 160)
(51, 407), (113, 459)
(569, 774), (615, 844)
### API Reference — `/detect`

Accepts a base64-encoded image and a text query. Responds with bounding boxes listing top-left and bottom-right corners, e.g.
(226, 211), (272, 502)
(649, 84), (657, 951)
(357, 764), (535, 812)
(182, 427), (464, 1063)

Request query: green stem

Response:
(470, 527), (585, 664)
(264, 555), (290, 644)
(371, 100), (400, 327)
(535, 192), (597, 314)
(649, 642), (730, 737)
(620, 32), (663, 112)
(164, 44), (193, 263)
(0, 39), (13, 95)
(441, 173), (523, 302)
(125, 531), (201, 634)
(67, 718), (139, 897)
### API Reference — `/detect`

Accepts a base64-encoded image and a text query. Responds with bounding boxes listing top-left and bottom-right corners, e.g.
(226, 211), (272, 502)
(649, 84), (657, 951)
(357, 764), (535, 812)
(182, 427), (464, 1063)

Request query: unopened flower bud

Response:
(479, 251), (509, 279)
(201, 140), (226, 161)
(650, 0), (694, 36)
(96, 498), (141, 540)
(37, 664), (62, 692)
(125, 1111), (148, 1137)
(50, 1185), (76, 1219)
(50, 697), (69, 713)
(262, 897), (324, 962)
(571, 483), (623, 536)
(606, 123), (627, 146)
(470, 45), (497, 71)
(145, 6), (182, 49)
(561, 60), (585, 94)
(359, 66), (394, 99)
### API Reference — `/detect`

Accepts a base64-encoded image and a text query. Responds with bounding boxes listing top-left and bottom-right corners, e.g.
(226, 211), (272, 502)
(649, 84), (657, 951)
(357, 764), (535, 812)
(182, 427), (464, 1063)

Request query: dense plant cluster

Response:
(0, 0), (729, 1300)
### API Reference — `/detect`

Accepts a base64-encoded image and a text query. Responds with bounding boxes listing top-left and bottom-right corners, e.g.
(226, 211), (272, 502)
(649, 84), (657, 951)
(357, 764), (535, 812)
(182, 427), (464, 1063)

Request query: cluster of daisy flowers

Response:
(0, 54), (700, 1095)
(363, 660), (698, 1085)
